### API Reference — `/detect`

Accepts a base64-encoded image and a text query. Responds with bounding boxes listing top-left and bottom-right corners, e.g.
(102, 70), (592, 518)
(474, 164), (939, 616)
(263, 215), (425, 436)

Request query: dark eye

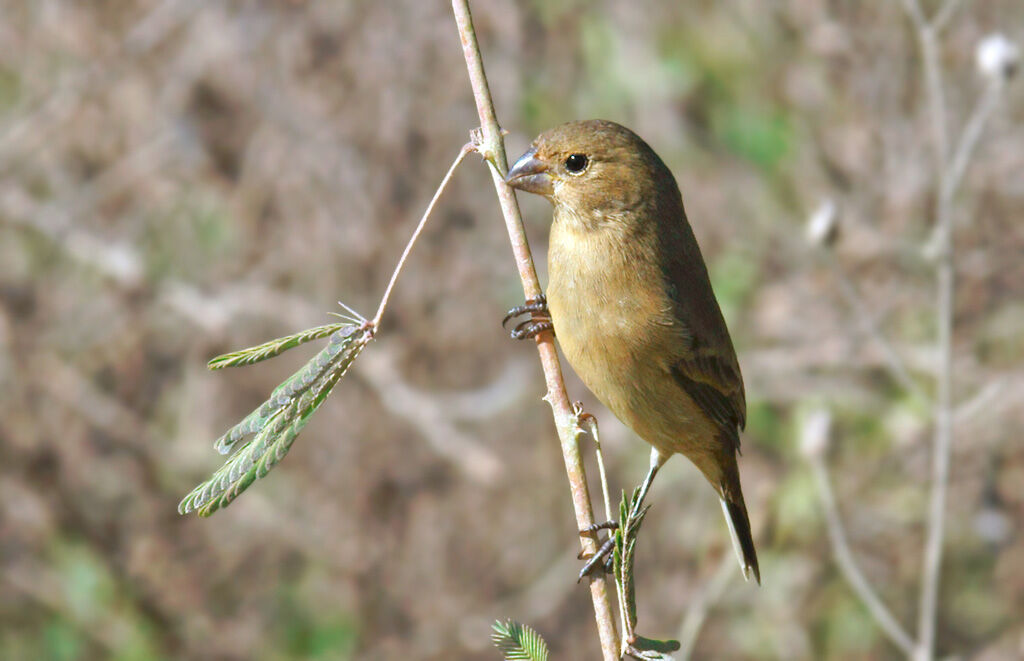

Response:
(564, 153), (588, 174)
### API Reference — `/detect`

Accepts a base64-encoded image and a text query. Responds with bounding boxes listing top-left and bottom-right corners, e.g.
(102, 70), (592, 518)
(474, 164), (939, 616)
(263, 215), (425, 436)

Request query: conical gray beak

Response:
(505, 147), (553, 196)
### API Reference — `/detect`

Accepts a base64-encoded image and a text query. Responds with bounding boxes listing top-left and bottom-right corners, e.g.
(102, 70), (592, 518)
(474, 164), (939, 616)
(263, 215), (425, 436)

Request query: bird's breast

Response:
(546, 215), (683, 432)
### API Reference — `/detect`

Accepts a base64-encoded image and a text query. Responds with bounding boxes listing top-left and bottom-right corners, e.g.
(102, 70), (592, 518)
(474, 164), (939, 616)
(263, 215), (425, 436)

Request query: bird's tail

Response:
(719, 488), (760, 584)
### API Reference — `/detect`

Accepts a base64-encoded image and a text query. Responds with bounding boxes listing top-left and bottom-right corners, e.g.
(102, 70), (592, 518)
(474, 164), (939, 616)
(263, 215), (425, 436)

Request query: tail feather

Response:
(720, 496), (760, 584)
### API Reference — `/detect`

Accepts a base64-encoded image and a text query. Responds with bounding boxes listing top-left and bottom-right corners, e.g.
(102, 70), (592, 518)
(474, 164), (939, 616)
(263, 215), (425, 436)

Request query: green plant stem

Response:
(450, 2), (621, 658)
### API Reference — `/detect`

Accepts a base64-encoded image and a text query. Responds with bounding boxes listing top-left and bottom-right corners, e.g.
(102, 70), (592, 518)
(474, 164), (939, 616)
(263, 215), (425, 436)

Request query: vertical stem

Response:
(915, 75), (1003, 661)
(898, 4), (950, 657)
(916, 253), (952, 661)
(450, 2), (621, 658)
(921, 24), (949, 176)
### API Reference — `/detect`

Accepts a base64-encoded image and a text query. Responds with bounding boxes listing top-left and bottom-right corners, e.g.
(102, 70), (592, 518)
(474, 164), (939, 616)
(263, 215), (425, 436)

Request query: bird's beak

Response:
(505, 147), (553, 196)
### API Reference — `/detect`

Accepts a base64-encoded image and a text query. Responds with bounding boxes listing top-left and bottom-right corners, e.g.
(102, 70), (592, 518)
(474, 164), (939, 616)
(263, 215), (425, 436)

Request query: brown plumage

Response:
(506, 119), (759, 583)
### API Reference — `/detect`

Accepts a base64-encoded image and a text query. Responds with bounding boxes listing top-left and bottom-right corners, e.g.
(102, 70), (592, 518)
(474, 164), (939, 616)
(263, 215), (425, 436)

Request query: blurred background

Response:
(1, 1), (1022, 659)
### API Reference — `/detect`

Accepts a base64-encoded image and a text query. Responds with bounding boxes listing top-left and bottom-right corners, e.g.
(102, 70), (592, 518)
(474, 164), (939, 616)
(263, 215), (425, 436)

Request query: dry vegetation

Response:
(0, 1), (1022, 659)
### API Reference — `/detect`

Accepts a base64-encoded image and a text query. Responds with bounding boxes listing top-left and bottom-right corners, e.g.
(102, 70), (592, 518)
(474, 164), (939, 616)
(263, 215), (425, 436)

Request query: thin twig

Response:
(372, 143), (472, 328)
(943, 79), (1004, 210)
(951, 379), (1003, 427)
(578, 409), (613, 524)
(810, 454), (916, 656)
(924, 77), (1004, 254)
(594, 435), (613, 528)
(899, 0), (949, 178)
(931, 0), (964, 32)
(450, 2), (620, 658)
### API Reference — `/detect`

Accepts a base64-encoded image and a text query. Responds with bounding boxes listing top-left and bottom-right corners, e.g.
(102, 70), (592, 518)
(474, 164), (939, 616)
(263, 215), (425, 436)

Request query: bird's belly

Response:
(548, 259), (712, 457)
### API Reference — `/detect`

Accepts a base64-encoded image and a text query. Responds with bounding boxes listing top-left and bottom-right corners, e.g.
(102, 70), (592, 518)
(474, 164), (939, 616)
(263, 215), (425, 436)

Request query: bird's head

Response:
(505, 119), (677, 225)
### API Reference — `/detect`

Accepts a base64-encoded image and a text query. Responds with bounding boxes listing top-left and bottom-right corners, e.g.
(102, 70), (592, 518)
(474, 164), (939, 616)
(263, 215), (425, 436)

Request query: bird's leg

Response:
(577, 449), (667, 581)
(629, 449), (666, 519)
(581, 450), (665, 534)
(502, 294), (553, 340)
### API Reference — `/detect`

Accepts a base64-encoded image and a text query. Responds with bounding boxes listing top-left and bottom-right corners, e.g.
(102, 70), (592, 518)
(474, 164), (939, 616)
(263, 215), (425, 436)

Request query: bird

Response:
(504, 119), (759, 583)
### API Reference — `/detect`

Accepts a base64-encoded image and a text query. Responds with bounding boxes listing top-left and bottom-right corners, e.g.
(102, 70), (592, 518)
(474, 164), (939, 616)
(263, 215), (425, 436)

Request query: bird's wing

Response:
(671, 352), (746, 432)
(658, 204), (747, 435)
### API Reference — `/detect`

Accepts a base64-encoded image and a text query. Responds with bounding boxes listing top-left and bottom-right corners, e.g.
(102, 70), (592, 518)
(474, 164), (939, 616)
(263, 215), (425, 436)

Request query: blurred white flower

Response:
(800, 408), (832, 460)
(973, 507), (1011, 545)
(976, 34), (1019, 81)
(806, 198), (839, 248)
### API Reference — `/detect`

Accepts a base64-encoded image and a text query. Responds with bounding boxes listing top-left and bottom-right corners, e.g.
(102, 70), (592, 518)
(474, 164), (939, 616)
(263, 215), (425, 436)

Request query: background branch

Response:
(811, 5), (1013, 659)
(916, 40), (1009, 661)
(803, 409), (916, 656)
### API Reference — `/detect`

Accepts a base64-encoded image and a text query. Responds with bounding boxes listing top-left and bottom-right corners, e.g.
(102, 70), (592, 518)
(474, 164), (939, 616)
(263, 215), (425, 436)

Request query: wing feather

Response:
(656, 196), (747, 438)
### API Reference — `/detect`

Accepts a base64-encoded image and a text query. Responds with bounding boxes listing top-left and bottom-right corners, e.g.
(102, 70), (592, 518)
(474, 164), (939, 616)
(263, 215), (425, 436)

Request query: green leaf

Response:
(178, 323), (372, 516)
(625, 644), (682, 659)
(613, 487), (682, 658)
(491, 620), (549, 661)
(631, 636), (682, 656)
(207, 323), (350, 369)
(614, 487), (651, 630)
(212, 325), (367, 455)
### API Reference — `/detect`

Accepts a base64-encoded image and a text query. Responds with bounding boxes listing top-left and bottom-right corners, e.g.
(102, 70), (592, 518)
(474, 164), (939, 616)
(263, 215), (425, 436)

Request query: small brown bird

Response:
(505, 119), (759, 583)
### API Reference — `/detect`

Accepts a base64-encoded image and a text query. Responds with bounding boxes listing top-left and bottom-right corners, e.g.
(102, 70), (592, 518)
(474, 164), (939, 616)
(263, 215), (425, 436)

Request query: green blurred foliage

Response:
(715, 106), (791, 172)
(43, 619), (83, 661)
(279, 608), (358, 660)
(745, 400), (786, 455)
(774, 470), (820, 546)
(0, 67), (20, 114)
(820, 590), (880, 657)
(709, 247), (760, 327)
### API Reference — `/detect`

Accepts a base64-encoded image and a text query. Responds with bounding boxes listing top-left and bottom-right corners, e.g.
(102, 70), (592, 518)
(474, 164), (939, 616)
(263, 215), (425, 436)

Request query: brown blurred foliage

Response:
(0, 1), (1022, 659)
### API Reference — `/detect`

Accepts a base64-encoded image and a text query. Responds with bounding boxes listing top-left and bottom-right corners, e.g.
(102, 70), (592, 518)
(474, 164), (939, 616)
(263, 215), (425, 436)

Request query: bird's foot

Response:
(577, 536), (616, 581)
(502, 294), (553, 340)
(577, 520), (618, 581)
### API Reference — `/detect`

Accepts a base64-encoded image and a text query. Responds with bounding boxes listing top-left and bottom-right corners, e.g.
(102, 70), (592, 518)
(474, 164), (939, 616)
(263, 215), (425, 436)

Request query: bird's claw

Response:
(509, 319), (553, 340)
(502, 294), (549, 327)
(503, 295), (553, 340)
(576, 519), (618, 580)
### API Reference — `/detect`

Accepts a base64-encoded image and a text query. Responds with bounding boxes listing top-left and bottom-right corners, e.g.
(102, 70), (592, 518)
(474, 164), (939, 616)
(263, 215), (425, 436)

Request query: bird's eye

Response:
(564, 153), (589, 174)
